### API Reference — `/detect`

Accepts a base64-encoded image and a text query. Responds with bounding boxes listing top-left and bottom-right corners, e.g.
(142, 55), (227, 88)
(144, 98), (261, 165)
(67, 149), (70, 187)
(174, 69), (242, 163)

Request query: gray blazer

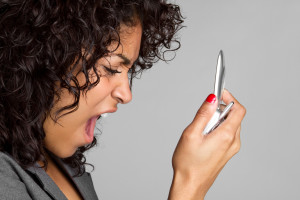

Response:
(0, 152), (99, 200)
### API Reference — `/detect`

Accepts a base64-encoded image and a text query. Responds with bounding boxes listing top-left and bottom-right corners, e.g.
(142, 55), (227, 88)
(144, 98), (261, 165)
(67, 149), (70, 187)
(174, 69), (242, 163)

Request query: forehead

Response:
(107, 23), (142, 64)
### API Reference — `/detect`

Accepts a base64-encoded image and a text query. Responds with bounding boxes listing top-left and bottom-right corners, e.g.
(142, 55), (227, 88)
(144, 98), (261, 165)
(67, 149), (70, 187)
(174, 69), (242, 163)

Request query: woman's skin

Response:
(42, 20), (246, 200)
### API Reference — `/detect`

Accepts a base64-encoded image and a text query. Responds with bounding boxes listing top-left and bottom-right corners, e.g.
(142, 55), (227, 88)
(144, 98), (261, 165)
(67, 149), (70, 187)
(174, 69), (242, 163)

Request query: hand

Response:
(168, 90), (246, 200)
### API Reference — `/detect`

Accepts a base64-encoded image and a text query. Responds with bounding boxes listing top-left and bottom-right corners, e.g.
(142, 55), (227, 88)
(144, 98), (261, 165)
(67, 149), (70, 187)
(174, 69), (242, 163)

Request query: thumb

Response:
(191, 94), (218, 133)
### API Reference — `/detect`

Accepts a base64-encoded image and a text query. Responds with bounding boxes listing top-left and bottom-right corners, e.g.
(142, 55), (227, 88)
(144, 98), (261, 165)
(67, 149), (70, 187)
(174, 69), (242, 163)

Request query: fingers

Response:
(221, 90), (246, 132)
(235, 126), (241, 138)
(191, 94), (218, 132)
(189, 90), (246, 138)
(221, 125), (242, 160)
(231, 126), (241, 155)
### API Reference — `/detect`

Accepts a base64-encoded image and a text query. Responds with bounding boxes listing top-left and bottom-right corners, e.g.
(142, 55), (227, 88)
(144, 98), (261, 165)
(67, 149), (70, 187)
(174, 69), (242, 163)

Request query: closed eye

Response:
(103, 66), (122, 75)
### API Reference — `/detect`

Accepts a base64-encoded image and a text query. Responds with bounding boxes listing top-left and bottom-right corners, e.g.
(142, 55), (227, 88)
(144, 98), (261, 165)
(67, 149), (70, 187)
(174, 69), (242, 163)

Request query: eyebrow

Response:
(116, 54), (131, 66)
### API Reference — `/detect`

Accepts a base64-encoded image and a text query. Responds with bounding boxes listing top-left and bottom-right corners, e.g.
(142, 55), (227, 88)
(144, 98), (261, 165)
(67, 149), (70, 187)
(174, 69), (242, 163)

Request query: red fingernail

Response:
(205, 94), (216, 104)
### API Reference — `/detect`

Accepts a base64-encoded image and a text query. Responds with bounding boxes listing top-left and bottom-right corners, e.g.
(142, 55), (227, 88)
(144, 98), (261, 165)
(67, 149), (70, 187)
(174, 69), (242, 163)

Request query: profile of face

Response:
(43, 23), (142, 158)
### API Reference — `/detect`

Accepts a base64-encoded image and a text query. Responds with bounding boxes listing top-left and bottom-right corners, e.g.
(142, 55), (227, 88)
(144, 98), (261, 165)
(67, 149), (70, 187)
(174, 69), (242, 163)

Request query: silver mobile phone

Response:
(203, 50), (234, 135)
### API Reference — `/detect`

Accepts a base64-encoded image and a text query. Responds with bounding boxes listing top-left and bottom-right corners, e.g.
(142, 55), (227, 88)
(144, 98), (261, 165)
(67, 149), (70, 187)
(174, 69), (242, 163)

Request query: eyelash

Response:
(103, 66), (122, 75)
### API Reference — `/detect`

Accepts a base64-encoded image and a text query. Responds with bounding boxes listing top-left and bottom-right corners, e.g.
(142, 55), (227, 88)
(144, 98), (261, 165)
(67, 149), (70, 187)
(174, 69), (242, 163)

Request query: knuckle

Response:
(223, 124), (233, 134)
(182, 127), (197, 140)
(236, 103), (246, 116)
(220, 127), (235, 143)
(232, 140), (241, 154)
(239, 105), (246, 115)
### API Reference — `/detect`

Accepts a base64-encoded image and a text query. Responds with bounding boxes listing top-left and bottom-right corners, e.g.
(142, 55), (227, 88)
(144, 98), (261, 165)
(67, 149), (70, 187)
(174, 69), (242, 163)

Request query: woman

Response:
(0, 0), (246, 200)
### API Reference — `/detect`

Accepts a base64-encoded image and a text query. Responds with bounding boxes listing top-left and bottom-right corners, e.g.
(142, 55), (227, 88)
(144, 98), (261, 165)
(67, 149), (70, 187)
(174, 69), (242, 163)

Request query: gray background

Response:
(87, 0), (300, 199)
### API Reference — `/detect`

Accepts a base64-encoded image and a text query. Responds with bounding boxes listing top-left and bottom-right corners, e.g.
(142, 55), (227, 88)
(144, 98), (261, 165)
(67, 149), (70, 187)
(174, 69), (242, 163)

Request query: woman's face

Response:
(43, 23), (142, 158)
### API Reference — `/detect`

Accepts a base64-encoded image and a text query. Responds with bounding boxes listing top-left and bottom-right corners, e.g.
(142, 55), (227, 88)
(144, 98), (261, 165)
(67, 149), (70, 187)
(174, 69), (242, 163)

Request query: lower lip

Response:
(84, 116), (98, 143)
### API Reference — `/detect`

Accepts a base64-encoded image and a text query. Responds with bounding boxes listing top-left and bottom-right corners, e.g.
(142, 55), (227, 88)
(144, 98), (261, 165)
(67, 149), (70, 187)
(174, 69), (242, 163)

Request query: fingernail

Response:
(205, 94), (216, 104)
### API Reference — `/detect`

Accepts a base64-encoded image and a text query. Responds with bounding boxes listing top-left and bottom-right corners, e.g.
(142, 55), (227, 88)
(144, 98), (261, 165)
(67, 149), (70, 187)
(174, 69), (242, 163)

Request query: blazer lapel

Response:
(26, 154), (99, 200)
(26, 164), (68, 200)
(52, 155), (99, 200)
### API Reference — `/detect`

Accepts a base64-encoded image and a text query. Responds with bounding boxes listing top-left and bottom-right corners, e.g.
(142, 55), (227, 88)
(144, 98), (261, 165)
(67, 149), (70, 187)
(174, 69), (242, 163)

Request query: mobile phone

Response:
(203, 50), (234, 135)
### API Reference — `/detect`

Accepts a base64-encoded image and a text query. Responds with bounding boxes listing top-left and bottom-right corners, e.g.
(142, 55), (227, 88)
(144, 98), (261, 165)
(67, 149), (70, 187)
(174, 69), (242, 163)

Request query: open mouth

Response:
(84, 116), (99, 144)
(85, 113), (110, 143)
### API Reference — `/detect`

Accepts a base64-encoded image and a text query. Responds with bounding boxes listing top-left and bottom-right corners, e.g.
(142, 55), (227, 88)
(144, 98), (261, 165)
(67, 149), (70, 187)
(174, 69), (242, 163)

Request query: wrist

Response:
(168, 171), (206, 200)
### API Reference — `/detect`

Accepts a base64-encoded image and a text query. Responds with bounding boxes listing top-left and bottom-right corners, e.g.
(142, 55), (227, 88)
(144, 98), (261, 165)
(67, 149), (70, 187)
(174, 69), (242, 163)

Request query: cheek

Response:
(42, 114), (80, 158)
(84, 76), (112, 105)
(42, 74), (113, 157)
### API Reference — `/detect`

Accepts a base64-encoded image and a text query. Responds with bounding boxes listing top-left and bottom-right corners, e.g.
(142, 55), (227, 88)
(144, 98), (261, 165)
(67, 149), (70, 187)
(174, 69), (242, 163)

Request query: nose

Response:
(111, 73), (132, 104)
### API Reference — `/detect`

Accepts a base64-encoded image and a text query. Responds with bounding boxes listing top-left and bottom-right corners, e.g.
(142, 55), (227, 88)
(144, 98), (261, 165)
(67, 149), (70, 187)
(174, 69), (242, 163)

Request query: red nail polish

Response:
(205, 94), (216, 104)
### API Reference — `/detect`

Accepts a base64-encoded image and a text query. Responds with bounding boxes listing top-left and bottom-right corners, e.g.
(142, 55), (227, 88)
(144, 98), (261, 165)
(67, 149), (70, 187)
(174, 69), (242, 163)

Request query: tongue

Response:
(85, 117), (97, 143)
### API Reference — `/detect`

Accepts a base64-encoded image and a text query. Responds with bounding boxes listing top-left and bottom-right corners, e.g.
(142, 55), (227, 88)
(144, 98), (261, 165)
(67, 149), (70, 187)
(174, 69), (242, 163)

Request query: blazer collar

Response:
(26, 162), (68, 200)
(26, 153), (98, 200)
(53, 155), (99, 200)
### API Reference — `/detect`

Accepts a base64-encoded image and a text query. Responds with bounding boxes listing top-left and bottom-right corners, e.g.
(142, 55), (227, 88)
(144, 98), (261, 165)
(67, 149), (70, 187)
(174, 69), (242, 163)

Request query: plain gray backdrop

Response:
(86, 0), (300, 199)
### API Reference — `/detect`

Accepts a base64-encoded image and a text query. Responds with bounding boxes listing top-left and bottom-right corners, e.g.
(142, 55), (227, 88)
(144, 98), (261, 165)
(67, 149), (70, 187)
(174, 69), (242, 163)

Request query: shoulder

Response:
(0, 151), (34, 199)
(0, 151), (23, 177)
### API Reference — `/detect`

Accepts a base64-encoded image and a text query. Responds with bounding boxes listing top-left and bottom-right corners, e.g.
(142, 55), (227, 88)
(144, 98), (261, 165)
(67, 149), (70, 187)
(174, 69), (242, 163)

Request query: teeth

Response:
(101, 113), (109, 118)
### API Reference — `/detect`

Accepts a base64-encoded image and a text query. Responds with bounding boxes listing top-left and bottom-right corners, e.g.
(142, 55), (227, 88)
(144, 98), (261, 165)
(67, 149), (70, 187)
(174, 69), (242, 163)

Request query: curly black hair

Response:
(0, 0), (183, 176)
